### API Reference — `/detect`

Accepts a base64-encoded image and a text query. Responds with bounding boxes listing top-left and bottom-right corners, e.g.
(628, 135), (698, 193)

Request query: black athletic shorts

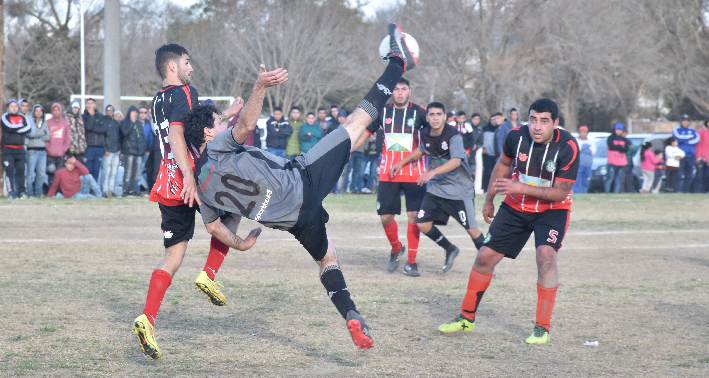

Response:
(483, 202), (569, 259)
(376, 180), (426, 215)
(289, 127), (351, 261)
(159, 203), (198, 248)
(416, 193), (478, 229)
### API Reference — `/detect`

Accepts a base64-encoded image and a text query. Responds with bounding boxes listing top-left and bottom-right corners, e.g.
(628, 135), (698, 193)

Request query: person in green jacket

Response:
(299, 112), (323, 152)
(286, 106), (305, 159)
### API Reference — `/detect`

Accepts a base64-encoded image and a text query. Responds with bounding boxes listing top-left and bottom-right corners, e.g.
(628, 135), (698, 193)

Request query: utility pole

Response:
(104, 0), (121, 112)
(0, 0), (6, 195)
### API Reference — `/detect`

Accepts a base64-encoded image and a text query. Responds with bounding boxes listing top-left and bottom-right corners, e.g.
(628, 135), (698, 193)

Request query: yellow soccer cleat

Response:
(438, 314), (475, 334)
(525, 326), (551, 344)
(195, 270), (227, 306)
(133, 314), (161, 360)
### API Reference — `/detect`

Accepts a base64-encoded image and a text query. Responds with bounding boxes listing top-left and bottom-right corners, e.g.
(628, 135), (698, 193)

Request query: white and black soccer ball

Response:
(379, 33), (420, 66)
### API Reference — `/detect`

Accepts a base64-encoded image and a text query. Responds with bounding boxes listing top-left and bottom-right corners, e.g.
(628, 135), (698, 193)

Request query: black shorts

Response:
(376, 181), (426, 215)
(416, 193), (478, 229)
(288, 127), (351, 261)
(483, 202), (569, 259)
(159, 203), (198, 248)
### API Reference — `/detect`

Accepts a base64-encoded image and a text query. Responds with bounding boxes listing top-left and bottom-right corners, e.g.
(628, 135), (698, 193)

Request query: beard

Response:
(177, 68), (191, 86)
(393, 98), (408, 107)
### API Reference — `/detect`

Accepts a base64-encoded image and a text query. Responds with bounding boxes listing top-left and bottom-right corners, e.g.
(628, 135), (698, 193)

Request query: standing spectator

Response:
(316, 107), (329, 135)
(298, 111), (322, 153)
(359, 129), (383, 193)
(285, 106), (304, 159)
(329, 104), (340, 125)
(623, 131), (639, 192)
(138, 106), (153, 194)
(45, 103), (71, 189)
(47, 156), (101, 199)
(145, 113), (161, 193)
(481, 112), (502, 190)
(664, 136), (685, 192)
(496, 107), (519, 160)
(453, 111), (475, 162)
(265, 106), (291, 157)
(326, 109), (345, 137)
(228, 113), (261, 148)
(1, 99), (31, 199)
(640, 142), (663, 194)
(19, 99), (30, 118)
(605, 123), (629, 193)
(102, 104), (121, 197)
(25, 104), (51, 197)
(446, 111), (457, 126)
(83, 98), (108, 180)
(694, 117), (709, 192)
(573, 125), (595, 194)
(672, 114), (700, 193)
(335, 110), (351, 193)
(120, 105), (146, 196)
(349, 128), (366, 193)
(468, 112), (483, 177)
(66, 99), (86, 162)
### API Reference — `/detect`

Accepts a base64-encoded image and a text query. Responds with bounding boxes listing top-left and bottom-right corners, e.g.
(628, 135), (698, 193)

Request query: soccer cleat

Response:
(387, 244), (406, 273)
(388, 23), (417, 72)
(403, 262), (420, 277)
(525, 326), (551, 344)
(442, 246), (460, 273)
(133, 314), (161, 360)
(195, 270), (226, 306)
(438, 314), (475, 334)
(346, 310), (373, 349)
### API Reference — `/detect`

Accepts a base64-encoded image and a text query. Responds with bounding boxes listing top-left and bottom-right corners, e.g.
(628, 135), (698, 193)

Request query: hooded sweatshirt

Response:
(1, 100), (31, 148)
(120, 105), (146, 155)
(65, 105), (86, 155)
(45, 103), (72, 158)
(26, 104), (51, 149)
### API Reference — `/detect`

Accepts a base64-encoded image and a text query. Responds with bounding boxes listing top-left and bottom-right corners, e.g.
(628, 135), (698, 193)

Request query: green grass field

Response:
(1, 193), (708, 377)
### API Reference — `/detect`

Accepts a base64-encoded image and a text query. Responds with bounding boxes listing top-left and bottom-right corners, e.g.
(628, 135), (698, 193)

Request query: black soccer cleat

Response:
(388, 23), (417, 72)
(346, 310), (373, 349)
(387, 244), (406, 273)
(403, 262), (420, 277)
(442, 246), (460, 273)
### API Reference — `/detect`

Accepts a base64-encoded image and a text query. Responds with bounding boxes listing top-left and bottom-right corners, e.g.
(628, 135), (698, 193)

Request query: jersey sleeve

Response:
(449, 134), (467, 160)
(366, 113), (381, 135)
(169, 86), (199, 125)
(207, 126), (242, 153)
(555, 138), (580, 182)
(502, 128), (520, 160)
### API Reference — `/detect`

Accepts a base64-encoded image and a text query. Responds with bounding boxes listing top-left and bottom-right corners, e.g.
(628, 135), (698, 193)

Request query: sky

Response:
(169, 0), (402, 19)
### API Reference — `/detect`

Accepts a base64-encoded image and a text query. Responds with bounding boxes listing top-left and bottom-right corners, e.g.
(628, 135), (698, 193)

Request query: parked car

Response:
(588, 133), (671, 192)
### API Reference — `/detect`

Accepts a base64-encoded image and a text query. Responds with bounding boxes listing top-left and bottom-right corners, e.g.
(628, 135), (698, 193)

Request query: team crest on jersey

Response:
(519, 153), (528, 162)
(198, 164), (215, 192)
(385, 118), (392, 125)
(483, 232), (491, 244)
(406, 118), (415, 127)
(418, 209), (425, 218)
(545, 160), (556, 173)
(441, 141), (448, 150)
(376, 201), (381, 210)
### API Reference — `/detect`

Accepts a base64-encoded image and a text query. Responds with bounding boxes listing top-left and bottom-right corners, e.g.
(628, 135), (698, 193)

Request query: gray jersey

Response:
(195, 127), (303, 230)
(418, 125), (476, 200)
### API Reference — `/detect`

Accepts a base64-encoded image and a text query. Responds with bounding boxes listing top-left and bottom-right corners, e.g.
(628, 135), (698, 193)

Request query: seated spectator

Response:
(47, 156), (102, 199)
(299, 112), (322, 153)
(26, 104), (51, 197)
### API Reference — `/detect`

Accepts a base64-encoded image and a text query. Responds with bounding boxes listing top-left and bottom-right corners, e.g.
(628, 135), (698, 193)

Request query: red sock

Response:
(143, 269), (172, 326)
(460, 268), (493, 321)
(382, 221), (402, 252)
(536, 284), (558, 331)
(203, 237), (230, 280)
(406, 222), (420, 264)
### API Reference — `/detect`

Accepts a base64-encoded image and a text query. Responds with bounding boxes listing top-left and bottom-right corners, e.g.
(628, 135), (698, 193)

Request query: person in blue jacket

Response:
(672, 114), (700, 192)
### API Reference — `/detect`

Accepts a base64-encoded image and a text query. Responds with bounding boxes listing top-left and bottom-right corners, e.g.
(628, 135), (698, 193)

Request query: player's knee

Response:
(536, 246), (557, 265)
(205, 221), (218, 235)
(380, 214), (395, 225)
(416, 222), (431, 233)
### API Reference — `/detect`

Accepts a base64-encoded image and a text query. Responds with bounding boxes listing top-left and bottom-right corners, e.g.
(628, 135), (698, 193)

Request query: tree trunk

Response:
(561, 73), (579, 132)
(0, 0), (5, 196)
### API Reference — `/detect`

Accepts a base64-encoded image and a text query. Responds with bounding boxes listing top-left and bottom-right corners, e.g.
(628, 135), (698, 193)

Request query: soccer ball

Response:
(379, 33), (419, 66)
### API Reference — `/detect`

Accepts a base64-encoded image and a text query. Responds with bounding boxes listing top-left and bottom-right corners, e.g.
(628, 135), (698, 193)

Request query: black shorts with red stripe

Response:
(483, 202), (569, 259)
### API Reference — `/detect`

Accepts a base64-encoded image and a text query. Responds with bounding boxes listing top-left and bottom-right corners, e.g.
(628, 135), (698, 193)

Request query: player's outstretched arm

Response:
(205, 218), (262, 251)
(232, 65), (288, 145)
(169, 124), (201, 206)
(390, 147), (423, 178)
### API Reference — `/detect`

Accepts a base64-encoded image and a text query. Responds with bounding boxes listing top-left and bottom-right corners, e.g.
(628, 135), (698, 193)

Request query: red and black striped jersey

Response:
(149, 85), (200, 206)
(365, 102), (428, 183)
(502, 125), (579, 213)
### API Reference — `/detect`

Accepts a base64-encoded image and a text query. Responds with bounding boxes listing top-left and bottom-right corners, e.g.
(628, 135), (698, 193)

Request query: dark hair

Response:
(306, 111), (315, 117)
(640, 141), (652, 162)
(317, 106), (326, 112)
(491, 112), (503, 118)
(290, 106), (300, 111)
(528, 98), (559, 121)
(457, 111), (466, 116)
(426, 102), (446, 115)
(183, 104), (221, 148)
(398, 77), (410, 87)
(471, 112), (480, 119)
(330, 104), (339, 109)
(664, 136), (677, 148)
(273, 106), (283, 112)
(86, 98), (96, 104)
(155, 44), (189, 80)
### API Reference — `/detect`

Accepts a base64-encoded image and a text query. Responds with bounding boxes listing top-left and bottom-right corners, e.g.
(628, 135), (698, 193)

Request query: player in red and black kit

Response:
(438, 99), (579, 344)
(133, 44), (245, 360)
(353, 77), (428, 274)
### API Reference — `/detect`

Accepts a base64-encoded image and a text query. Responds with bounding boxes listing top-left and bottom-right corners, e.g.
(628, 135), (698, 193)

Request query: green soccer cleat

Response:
(133, 314), (161, 360)
(438, 314), (475, 334)
(195, 270), (226, 306)
(525, 326), (551, 344)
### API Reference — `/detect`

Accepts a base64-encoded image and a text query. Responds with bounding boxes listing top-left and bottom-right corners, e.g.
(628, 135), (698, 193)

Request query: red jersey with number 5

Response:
(149, 85), (200, 206)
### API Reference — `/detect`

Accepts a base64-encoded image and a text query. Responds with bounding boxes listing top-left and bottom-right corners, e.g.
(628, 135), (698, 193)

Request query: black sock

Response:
(357, 61), (404, 121)
(320, 265), (356, 319)
(423, 226), (454, 251)
(473, 235), (484, 250)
